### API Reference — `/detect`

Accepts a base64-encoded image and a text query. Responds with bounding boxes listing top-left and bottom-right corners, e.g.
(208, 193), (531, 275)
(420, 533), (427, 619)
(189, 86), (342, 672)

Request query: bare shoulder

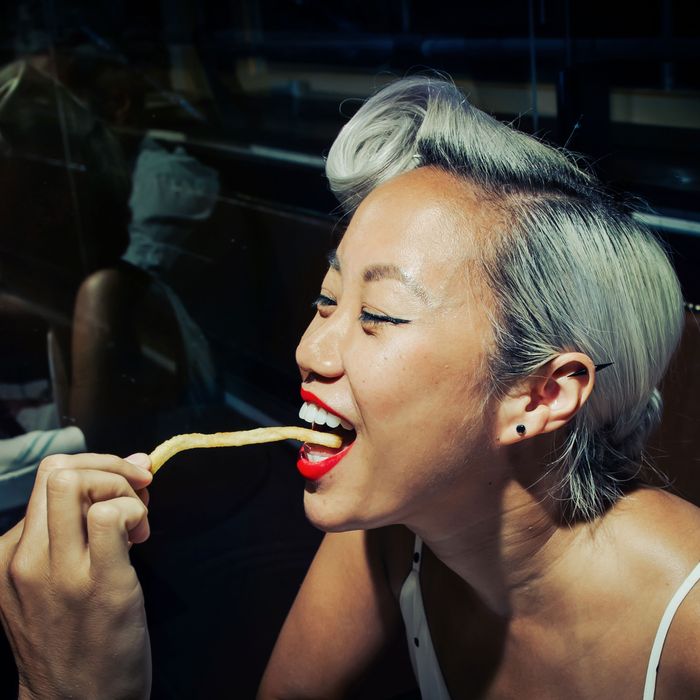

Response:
(614, 488), (700, 601)
(616, 487), (700, 555)
(617, 489), (700, 697)
(655, 571), (700, 698)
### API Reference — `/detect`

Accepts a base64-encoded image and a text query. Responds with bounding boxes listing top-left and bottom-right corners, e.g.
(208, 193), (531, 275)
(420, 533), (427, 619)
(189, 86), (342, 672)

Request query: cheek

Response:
(352, 343), (421, 406)
(351, 337), (477, 425)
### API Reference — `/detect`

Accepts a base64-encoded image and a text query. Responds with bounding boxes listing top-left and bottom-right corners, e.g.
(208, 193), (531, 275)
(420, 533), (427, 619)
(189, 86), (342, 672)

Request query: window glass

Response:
(0, 2), (698, 696)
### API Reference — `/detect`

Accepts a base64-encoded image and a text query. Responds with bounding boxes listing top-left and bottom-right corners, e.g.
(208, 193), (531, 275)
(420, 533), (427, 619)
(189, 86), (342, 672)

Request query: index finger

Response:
(22, 453), (152, 546)
(46, 469), (145, 573)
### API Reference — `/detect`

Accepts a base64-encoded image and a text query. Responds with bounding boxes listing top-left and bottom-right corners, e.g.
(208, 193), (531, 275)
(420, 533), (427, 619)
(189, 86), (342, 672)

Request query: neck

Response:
(405, 444), (591, 617)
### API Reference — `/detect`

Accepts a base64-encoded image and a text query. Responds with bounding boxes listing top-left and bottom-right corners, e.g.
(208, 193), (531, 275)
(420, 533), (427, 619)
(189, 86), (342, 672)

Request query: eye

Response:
(359, 309), (411, 327)
(312, 293), (336, 316)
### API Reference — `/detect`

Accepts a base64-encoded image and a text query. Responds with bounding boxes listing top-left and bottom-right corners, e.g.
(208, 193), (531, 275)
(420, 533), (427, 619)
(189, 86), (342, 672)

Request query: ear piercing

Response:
(568, 362), (614, 378)
(516, 424), (526, 436)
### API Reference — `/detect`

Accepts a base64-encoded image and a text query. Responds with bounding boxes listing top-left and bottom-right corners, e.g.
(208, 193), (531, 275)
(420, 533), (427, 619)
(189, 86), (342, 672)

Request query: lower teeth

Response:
(307, 452), (329, 463)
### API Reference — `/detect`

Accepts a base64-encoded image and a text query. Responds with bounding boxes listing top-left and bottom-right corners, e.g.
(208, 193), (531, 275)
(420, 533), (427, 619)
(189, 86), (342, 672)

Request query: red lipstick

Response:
(300, 387), (350, 423)
(297, 387), (355, 480)
(297, 443), (354, 480)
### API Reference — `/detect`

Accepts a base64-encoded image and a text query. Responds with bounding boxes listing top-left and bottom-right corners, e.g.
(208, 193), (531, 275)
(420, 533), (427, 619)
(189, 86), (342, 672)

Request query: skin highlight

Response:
(296, 167), (497, 533)
(261, 167), (700, 699)
(295, 168), (599, 611)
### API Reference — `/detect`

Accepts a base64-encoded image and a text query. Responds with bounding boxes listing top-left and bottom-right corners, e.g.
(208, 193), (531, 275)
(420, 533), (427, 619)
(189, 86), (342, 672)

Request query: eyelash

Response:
(312, 294), (336, 309)
(312, 295), (410, 327)
(359, 310), (411, 326)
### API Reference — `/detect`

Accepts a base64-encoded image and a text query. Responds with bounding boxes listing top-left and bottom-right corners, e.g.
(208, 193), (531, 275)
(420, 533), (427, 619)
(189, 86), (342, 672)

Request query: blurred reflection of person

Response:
(0, 58), (220, 523)
(0, 59), (129, 523)
(1, 76), (698, 700)
(60, 45), (222, 446)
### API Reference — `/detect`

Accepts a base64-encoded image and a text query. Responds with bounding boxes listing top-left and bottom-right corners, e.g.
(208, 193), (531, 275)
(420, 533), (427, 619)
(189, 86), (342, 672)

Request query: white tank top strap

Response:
(412, 536), (423, 571)
(399, 535), (452, 700)
(643, 562), (700, 700)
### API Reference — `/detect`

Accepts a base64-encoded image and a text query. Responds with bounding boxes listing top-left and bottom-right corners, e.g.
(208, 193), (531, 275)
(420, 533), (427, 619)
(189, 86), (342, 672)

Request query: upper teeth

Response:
(299, 401), (352, 430)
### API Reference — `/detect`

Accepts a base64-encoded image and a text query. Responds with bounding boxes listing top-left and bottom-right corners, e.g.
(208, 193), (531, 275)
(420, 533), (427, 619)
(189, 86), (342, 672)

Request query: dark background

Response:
(0, 1), (698, 697)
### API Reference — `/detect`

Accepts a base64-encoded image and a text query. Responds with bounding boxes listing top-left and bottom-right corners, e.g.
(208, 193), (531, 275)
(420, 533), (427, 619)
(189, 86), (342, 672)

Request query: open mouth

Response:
(296, 390), (357, 480)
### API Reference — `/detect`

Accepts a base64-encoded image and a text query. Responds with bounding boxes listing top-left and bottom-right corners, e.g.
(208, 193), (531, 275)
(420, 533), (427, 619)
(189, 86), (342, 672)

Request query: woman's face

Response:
(296, 167), (499, 531)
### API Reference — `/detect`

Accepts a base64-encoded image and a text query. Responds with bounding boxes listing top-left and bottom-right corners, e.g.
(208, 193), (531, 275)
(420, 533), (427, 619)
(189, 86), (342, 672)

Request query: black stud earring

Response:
(516, 424), (526, 436)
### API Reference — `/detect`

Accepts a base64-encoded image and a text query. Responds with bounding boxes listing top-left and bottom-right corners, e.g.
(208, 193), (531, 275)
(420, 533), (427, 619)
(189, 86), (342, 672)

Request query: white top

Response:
(398, 537), (451, 700)
(399, 536), (700, 700)
(643, 561), (700, 699)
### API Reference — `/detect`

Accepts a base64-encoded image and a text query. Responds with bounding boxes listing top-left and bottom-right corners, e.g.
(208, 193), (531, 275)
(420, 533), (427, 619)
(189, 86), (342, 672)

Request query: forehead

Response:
(337, 167), (495, 298)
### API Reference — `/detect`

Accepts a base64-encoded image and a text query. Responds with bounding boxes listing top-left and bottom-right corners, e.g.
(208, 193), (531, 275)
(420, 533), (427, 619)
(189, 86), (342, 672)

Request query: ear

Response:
(495, 353), (596, 446)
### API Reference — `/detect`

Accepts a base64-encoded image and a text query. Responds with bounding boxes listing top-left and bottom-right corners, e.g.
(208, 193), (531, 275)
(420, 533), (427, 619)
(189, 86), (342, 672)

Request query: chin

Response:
(304, 480), (388, 532)
(302, 485), (401, 533)
(303, 490), (356, 532)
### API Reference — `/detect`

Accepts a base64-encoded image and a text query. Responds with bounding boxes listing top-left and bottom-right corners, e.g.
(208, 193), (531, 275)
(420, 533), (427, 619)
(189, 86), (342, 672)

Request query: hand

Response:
(0, 452), (153, 699)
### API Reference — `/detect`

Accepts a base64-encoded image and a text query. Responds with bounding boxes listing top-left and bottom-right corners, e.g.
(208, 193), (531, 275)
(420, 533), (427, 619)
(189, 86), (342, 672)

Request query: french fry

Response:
(149, 426), (343, 475)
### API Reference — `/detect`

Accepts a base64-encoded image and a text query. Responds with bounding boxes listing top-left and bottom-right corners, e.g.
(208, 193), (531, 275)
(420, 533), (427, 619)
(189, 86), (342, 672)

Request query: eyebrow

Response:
(327, 249), (432, 304)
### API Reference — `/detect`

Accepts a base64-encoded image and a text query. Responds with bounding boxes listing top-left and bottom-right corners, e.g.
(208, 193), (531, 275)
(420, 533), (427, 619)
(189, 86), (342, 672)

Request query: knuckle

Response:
(125, 496), (147, 519)
(8, 552), (36, 586)
(46, 467), (82, 495)
(37, 453), (71, 476)
(88, 501), (122, 528)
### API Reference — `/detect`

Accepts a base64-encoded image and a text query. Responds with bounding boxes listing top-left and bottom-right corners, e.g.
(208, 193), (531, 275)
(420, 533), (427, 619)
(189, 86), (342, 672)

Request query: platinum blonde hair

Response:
(326, 76), (684, 521)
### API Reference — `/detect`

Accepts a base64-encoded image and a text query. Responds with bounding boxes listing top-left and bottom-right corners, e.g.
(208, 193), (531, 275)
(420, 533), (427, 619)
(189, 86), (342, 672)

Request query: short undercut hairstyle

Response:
(326, 75), (684, 522)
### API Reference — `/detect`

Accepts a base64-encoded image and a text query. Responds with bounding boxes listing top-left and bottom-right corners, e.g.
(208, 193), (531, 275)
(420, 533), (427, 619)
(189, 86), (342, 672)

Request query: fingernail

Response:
(125, 453), (152, 472)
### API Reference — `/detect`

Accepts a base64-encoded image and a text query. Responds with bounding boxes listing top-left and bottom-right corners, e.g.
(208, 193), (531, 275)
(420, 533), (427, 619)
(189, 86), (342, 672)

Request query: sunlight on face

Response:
(296, 167), (499, 531)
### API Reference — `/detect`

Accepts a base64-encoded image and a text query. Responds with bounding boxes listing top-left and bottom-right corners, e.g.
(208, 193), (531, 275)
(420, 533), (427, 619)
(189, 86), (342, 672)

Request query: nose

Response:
(295, 311), (346, 380)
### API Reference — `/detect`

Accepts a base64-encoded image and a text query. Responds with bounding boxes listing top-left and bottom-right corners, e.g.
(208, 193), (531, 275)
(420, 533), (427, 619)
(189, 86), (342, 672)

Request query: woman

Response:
(257, 78), (698, 699)
(1, 76), (698, 699)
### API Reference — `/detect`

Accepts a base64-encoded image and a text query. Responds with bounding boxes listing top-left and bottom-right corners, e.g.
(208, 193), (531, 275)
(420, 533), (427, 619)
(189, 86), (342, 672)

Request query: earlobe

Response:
(495, 390), (550, 446)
